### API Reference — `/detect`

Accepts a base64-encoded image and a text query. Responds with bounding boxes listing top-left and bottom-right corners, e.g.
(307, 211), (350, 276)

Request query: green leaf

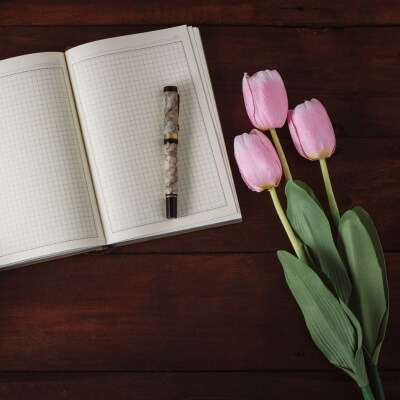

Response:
(352, 206), (389, 365)
(294, 179), (323, 210)
(301, 243), (338, 296)
(338, 209), (388, 365)
(277, 250), (368, 387)
(352, 206), (388, 301)
(285, 180), (352, 303)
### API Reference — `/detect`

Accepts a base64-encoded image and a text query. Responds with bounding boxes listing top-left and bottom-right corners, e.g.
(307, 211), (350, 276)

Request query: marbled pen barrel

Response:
(163, 86), (179, 218)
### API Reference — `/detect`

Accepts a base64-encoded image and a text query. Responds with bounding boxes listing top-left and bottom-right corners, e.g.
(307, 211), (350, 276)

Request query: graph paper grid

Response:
(0, 66), (98, 256)
(72, 41), (227, 233)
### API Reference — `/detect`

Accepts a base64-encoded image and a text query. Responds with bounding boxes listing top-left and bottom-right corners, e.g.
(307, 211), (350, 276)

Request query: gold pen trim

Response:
(164, 133), (179, 139)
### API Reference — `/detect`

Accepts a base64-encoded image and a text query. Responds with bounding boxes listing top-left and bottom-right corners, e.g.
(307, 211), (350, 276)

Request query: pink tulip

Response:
(242, 70), (288, 130)
(234, 129), (282, 192)
(288, 99), (336, 160)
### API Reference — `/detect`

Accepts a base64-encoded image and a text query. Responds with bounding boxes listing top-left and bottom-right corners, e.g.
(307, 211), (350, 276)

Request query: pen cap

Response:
(163, 87), (179, 135)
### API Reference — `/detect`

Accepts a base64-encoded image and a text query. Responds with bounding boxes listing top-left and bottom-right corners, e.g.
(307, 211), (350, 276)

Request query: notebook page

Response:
(188, 27), (240, 212)
(0, 52), (105, 267)
(66, 26), (240, 244)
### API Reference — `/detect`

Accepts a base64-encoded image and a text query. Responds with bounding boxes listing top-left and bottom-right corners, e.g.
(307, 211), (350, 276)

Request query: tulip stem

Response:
(361, 385), (376, 400)
(319, 158), (340, 226)
(370, 365), (386, 400)
(269, 188), (306, 262)
(269, 128), (293, 181)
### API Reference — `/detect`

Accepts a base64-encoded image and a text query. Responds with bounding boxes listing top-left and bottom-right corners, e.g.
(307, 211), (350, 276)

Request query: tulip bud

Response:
(242, 70), (288, 130)
(234, 129), (282, 192)
(288, 99), (336, 161)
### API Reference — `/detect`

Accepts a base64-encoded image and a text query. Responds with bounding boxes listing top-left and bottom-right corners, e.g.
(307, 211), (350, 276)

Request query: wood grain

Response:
(0, 371), (398, 400)
(0, 0), (399, 26)
(0, 26), (399, 138)
(0, 253), (397, 371)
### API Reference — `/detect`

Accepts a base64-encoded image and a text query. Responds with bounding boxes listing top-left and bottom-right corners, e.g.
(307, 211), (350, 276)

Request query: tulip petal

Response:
(243, 70), (289, 130)
(250, 71), (288, 130)
(234, 130), (282, 191)
(241, 134), (275, 189)
(288, 109), (308, 158)
(249, 130), (282, 187)
(234, 135), (264, 191)
(242, 73), (258, 128)
(288, 99), (336, 160)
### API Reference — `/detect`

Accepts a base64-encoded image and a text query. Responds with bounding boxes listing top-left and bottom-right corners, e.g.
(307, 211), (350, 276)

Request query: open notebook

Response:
(0, 26), (241, 269)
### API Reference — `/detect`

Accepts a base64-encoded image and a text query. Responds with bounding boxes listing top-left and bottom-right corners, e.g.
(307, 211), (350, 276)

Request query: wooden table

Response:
(0, 1), (399, 398)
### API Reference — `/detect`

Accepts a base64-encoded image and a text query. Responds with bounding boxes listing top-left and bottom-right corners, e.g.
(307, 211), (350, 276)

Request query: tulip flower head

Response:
(242, 70), (289, 130)
(288, 99), (336, 161)
(234, 129), (282, 192)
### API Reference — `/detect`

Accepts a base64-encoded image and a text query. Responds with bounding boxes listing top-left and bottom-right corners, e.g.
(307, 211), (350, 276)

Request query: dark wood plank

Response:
(0, 253), (397, 371)
(0, 371), (398, 400)
(1, 0), (399, 26)
(0, 26), (399, 139)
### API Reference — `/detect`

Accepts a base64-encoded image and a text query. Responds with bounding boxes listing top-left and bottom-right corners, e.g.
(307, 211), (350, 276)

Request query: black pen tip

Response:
(166, 196), (177, 218)
(163, 86), (178, 93)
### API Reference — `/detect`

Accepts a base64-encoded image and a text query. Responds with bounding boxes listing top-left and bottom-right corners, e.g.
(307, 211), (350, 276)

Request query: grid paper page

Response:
(189, 27), (239, 211)
(72, 41), (227, 233)
(0, 66), (98, 257)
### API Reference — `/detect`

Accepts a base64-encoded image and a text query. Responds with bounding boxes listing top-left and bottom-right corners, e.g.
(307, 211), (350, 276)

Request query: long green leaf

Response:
(352, 207), (386, 276)
(294, 179), (323, 210)
(277, 250), (368, 387)
(338, 209), (388, 365)
(340, 300), (370, 385)
(352, 206), (389, 365)
(285, 181), (352, 303)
